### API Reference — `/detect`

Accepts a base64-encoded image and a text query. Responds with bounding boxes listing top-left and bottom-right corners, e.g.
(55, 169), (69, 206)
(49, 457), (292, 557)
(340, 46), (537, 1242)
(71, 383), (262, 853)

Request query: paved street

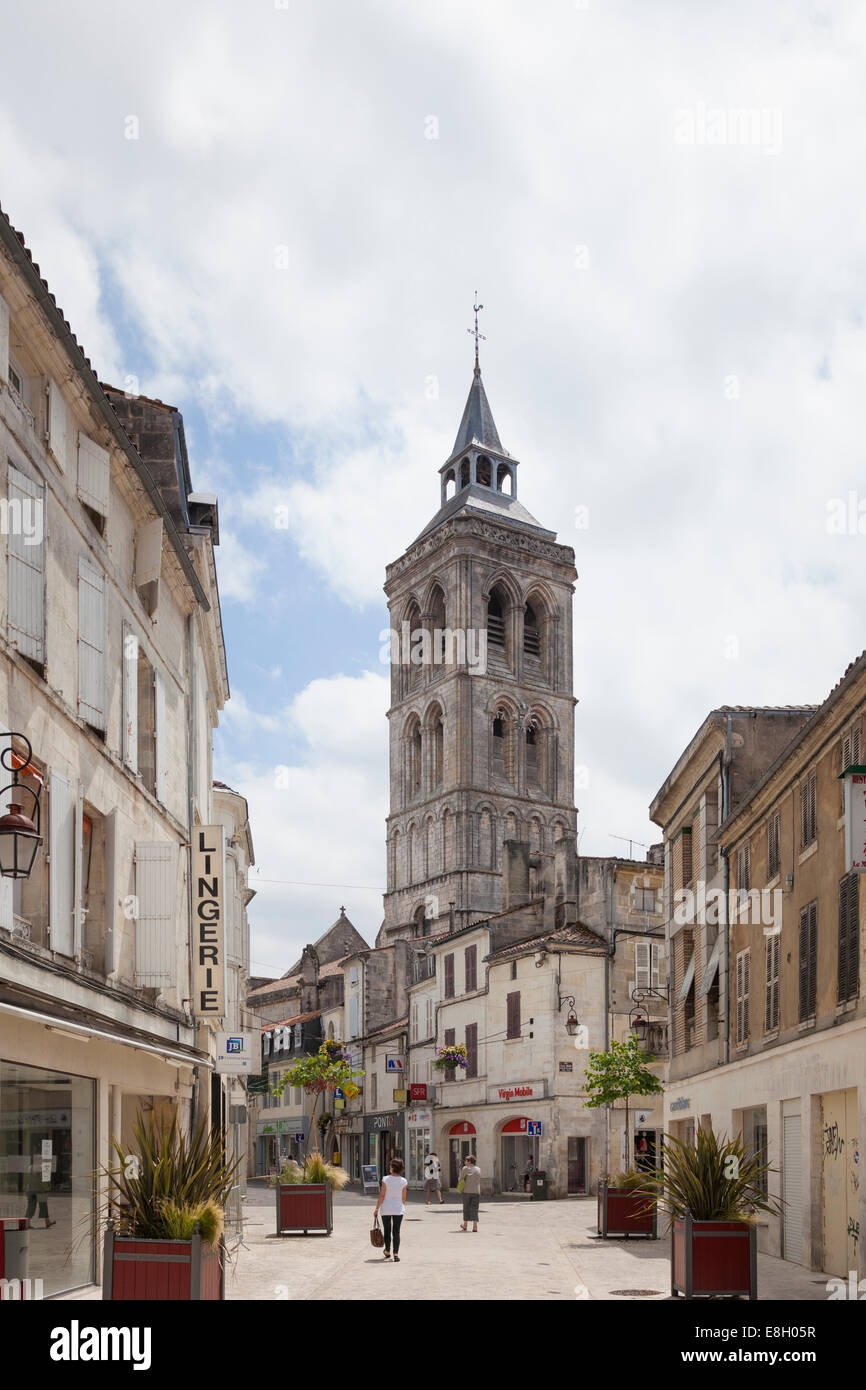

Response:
(224, 1184), (829, 1302)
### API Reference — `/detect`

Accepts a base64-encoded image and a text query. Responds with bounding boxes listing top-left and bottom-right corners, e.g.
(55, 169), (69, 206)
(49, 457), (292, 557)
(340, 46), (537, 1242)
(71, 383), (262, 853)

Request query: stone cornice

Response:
(385, 516), (576, 588)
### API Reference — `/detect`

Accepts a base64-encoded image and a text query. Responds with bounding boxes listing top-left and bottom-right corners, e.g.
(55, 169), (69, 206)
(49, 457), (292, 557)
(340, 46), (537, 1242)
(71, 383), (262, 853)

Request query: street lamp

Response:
(628, 984), (670, 1045)
(0, 736), (43, 879)
(558, 994), (579, 1036)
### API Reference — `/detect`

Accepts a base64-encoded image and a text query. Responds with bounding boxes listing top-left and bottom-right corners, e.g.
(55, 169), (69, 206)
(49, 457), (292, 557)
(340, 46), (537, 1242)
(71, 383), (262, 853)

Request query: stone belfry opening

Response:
(378, 340), (577, 945)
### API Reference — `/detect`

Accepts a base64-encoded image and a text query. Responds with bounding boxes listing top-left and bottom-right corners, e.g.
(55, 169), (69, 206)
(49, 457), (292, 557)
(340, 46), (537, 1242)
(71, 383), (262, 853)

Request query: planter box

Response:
(102, 1229), (223, 1301)
(671, 1212), (757, 1299)
(275, 1183), (333, 1235)
(597, 1181), (657, 1239)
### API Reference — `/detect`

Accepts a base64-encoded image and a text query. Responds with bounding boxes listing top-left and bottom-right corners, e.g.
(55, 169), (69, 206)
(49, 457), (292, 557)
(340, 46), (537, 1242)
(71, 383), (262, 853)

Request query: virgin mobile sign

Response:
(193, 825), (225, 1017)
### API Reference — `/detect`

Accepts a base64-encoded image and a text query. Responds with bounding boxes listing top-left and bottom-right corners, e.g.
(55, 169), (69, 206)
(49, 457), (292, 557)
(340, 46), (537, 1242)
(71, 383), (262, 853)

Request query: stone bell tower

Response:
(378, 350), (578, 944)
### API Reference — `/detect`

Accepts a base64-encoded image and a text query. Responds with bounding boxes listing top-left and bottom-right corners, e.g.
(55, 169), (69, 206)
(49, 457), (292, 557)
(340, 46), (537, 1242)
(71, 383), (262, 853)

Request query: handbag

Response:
(457, 1176), (466, 1194)
(370, 1213), (385, 1248)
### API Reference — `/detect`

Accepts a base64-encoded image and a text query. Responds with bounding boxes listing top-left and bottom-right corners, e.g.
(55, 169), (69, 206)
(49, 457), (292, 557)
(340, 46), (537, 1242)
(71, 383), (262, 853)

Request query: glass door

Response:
(567, 1137), (587, 1194)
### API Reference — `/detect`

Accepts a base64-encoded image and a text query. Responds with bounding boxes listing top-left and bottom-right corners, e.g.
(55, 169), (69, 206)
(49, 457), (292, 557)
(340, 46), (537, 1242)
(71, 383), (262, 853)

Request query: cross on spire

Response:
(467, 293), (486, 375)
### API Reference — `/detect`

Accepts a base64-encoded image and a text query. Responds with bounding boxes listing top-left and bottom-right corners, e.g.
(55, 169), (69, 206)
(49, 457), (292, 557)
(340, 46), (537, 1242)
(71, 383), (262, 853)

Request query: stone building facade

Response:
(379, 365), (577, 943)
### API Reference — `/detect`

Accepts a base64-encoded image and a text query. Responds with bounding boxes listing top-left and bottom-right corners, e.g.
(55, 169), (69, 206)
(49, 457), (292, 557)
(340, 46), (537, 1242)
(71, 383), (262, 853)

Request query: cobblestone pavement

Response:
(223, 1184), (829, 1302)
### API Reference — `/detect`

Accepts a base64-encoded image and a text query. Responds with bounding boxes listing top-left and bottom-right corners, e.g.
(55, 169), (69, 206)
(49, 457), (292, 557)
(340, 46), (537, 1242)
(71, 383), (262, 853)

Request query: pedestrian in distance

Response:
(459, 1153), (482, 1232)
(374, 1156), (408, 1262)
(424, 1150), (444, 1206)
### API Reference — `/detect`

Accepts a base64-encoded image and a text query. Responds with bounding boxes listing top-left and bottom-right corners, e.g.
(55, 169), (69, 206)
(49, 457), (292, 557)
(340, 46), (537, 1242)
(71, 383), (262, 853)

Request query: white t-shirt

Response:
(380, 1174), (408, 1215)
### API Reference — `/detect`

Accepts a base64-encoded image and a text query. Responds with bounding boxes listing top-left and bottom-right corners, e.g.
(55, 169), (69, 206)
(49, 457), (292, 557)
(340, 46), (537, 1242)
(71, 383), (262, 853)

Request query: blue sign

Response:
(527, 1121), (542, 1136)
(295, 1133), (305, 1142)
(386, 1056), (403, 1072)
(226, 1037), (243, 1054)
(334, 1088), (345, 1099)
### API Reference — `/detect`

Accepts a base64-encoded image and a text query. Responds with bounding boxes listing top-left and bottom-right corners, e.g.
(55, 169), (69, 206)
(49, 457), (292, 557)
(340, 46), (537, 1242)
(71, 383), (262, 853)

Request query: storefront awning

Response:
(0, 997), (212, 1069)
(697, 936), (723, 998)
(676, 952), (696, 1002)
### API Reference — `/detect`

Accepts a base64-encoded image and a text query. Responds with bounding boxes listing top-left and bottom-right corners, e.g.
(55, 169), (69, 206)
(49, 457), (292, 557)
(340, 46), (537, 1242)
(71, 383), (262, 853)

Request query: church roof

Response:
(451, 368), (503, 456)
(415, 484), (554, 543)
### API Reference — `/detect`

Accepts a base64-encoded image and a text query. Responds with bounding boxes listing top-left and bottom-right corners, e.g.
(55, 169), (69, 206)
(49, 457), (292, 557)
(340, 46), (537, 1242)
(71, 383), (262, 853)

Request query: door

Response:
(782, 1113), (803, 1265)
(567, 1137), (587, 1194)
(821, 1088), (859, 1277)
(450, 1137), (474, 1187)
(500, 1135), (538, 1191)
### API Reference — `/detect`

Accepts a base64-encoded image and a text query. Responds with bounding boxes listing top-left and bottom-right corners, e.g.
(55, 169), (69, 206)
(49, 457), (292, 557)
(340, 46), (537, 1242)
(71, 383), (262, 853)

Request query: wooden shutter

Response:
(154, 668), (167, 803)
(464, 944), (477, 993)
(411, 1003), (418, 1043)
(47, 377), (67, 469)
(444, 1026), (456, 1080)
(765, 932), (780, 1032)
(7, 464), (45, 664)
(801, 771), (817, 846)
(134, 841), (178, 986)
(634, 941), (651, 990)
(0, 294), (9, 383)
(49, 769), (76, 956)
(736, 948), (750, 1044)
(768, 812), (780, 880)
(465, 1023), (478, 1078)
(799, 902), (817, 1020)
(122, 623), (138, 771)
(681, 827), (693, 885)
(838, 873), (860, 1003)
(506, 990), (521, 1040)
(444, 953), (455, 998)
(77, 432), (110, 518)
(78, 556), (106, 730)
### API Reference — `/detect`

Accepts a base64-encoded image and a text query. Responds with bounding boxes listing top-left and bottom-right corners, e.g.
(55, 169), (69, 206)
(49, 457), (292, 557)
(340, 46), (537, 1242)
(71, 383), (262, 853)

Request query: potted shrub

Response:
(645, 1127), (780, 1300)
(597, 1169), (658, 1239)
(272, 1042), (363, 1235)
(101, 1110), (242, 1301)
(433, 1043), (467, 1073)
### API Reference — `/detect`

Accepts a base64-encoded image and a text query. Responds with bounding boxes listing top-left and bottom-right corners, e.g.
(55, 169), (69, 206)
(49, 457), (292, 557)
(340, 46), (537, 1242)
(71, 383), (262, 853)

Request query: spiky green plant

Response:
(607, 1168), (653, 1191)
(272, 1154), (349, 1190)
(158, 1200), (225, 1245)
(645, 1127), (781, 1226)
(102, 1109), (242, 1242)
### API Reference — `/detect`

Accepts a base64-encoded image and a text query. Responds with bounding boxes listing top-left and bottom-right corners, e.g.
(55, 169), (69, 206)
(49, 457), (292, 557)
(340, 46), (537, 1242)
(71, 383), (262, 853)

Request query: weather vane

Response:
(467, 293), (486, 372)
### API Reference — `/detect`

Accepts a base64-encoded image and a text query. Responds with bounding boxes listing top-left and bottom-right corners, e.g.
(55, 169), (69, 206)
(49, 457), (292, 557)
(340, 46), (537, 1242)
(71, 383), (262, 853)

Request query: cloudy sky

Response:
(3, 1), (866, 975)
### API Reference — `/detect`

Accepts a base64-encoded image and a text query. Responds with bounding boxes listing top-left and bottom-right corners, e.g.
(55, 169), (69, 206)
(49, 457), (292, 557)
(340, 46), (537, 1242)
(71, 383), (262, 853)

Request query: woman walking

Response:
(424, 1150), (444, 1206)
(374, 1157), (408, 1261)
(459, 1153), (482, 1232)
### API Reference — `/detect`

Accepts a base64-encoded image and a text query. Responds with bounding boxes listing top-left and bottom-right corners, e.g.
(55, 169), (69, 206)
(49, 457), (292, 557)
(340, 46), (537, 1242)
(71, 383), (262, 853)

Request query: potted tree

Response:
(645, 1126), (780, 1299)
(584, 1035), (663, 1239)
(272, 1041), (363, 1235)
(101, 1109), (242, 1301)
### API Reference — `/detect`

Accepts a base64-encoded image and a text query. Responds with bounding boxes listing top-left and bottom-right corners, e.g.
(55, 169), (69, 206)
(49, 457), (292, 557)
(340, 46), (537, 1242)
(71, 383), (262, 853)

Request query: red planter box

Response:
(276, 1183), (333, 1235)
(671, 1213), (757, 1299)
(597, 1182), (657, 1239)
(102, 1230), (223, 1300)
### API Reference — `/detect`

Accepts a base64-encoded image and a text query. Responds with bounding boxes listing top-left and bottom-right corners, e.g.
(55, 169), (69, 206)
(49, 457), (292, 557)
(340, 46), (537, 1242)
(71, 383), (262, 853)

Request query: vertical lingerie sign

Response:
(193, 825), (225, 1016)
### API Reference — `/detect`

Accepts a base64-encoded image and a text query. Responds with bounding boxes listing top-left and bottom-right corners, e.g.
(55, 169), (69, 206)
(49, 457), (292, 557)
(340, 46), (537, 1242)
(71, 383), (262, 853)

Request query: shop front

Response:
(406, 1109), (433, 1188)
(499, 1116), (540, 1193)
(364, 1110), (405, 1178)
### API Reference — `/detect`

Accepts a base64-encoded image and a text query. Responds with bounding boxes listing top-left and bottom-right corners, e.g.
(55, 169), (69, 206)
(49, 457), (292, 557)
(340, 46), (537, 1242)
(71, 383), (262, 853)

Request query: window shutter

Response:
(765, 933), (780, 1032)
(0, 736), (13, 931)
(426, 996), (433, 1038)
(651, 943), (664, 991)
(78, 556), (106, 729)
(47, 377), (68, 469)
(443, 1026), (456, 1079)
(77, 432), (110, 518)
(154, 668), (167, 803)
(0, 294), (9, 383)
(465, 944), (477, 993)
(136, 518), (163, 587)
(411, 1003), (418, 1043)
(134, 841), (178, 986)
(122, 623), (138, 771)
(444, 953), (454, 998)
(49, 769), (76, 956)
(634, 941), (651, 990)
(838, 873), (860, 1003)
(799, 902), (817, 1021)
(7, 464), (45, 664)
(506, 990), (521, 1039)
(465, 1023), (478, 1078)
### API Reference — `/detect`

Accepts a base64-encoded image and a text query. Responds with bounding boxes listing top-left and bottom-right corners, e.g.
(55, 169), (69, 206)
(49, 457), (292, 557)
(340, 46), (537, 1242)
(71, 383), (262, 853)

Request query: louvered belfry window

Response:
(838, 872), (860, 1004)
(487, 592), (505, 648)
(799, 900), (817, 1020)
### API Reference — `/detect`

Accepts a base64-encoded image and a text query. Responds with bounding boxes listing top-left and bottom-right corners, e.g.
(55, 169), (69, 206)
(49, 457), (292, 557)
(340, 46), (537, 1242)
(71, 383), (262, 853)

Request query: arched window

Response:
(491, 708), (515, 785)
(405, 600), (423, 692)
(459, 456), (471, 490)
(443, 808), (454, 869)
(526, 721), (539, 785)
(413, 903), (430, 937)
(523, 593), (550, 676)
(444, 468), (456, 501)
(487, 588), (506, 652)
(426, 816), (439, 875)
(428, 586), (446, 670)
(523, 602), (540, 657)
(479, 808), (493, 868)
(406, 717), (422, 799)
(327, 1021), (335, 1041)
(429, 707), (444, 787)
(497, 463), (513, 495)
(476, 455), (492, 487)
(529, 817), (543, 853)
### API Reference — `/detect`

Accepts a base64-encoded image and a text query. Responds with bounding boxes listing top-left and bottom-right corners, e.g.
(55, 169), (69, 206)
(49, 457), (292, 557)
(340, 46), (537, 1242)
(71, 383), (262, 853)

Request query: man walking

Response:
(424, 1150), (444, 1206)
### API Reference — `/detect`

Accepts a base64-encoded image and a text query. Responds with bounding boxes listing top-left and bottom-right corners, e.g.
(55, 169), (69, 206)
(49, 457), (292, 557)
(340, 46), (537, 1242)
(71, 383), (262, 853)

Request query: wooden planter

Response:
(102, 1229), (224, 1300)
(671, 1212), (757, 1299)
(597, 1181), (658, 1239)
(275, 1183), (333, 1235)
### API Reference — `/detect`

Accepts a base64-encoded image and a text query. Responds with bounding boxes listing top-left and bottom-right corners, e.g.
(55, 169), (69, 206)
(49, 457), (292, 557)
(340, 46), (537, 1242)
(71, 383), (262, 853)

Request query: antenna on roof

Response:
(609, 834), (650, 860)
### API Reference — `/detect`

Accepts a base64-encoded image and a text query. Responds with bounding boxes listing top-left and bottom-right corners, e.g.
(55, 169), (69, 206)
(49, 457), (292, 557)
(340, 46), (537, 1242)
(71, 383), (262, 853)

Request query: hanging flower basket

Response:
(433, 1044), (468, 1072)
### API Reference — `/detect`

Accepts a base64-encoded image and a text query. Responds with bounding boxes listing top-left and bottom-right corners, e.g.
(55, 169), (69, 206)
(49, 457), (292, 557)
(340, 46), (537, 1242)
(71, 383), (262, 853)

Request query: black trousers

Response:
(382, 1214), (403, 1254)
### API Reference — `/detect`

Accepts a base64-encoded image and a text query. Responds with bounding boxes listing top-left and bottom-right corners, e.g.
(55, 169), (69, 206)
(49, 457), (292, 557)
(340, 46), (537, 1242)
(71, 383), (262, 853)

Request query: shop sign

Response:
(409, 1083), (428, 1101)
(214, 1031), (257, 1074)
(366, 1112), (396, 1132)
(408, 1110), (432, 1127)
(192, 825), (225, 1017)
(490, 1083), (540, 1103)
(386, 1055), (404, 1072)
(393, 1088), (408, 1103)
(669, 1097), (691, 1112)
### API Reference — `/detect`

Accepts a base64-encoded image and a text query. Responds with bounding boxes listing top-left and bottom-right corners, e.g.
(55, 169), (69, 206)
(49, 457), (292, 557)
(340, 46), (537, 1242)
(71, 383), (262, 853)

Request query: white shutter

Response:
(651, 943), (665, 990)
(154, 668), (166, 803)
(410, 1002), (418, 1043)
(0, 735), (13, 931)
(134, 841), (178, 986)
(0, 294), (9, 383)
(78, 556), (106, 730)
(47, 377), (67, 469)
(49, 769), (76, 956)
(634, 941), (651, 990)
(103, 809), (118, 975)
(77, 432), (110, 518)
(782, 1114), (804, 1264)
(426, 996), (433, 1038)
(122, 623), (138, 771)
(136, 518), (163, 586)
(7, 464), (44, 664)
(73, 780), (83, 958)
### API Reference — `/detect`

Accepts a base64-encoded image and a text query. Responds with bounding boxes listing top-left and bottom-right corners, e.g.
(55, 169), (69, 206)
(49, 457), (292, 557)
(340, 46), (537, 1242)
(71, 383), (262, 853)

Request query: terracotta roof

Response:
(248, 975), (300, 998)
(362, 1016), (409, 1041)
(261, 1010), (321, 1032)
(486, 924), (606, 962)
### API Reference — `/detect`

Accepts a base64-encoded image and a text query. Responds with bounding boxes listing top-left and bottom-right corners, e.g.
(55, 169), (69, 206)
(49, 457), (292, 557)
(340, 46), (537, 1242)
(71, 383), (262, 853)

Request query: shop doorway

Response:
(633, 1129), (658, 1173)
(448, 1121), (477, 1187)
(500, 1119), (538, 1193)
(567, 1137), (587, 1194)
